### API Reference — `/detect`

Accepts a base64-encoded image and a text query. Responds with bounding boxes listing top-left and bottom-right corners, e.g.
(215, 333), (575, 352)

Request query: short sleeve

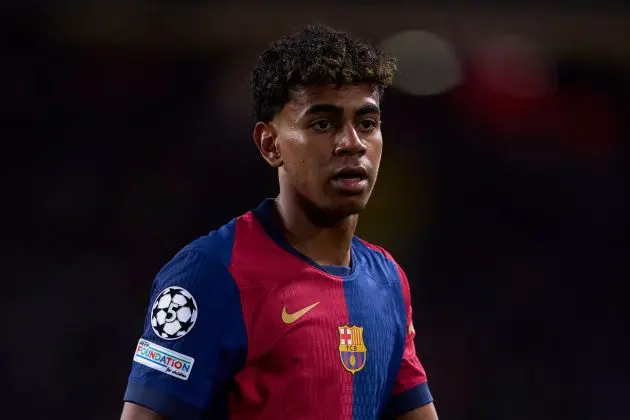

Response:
(384, 263), (433, 418)
(124, 250), (247, 419)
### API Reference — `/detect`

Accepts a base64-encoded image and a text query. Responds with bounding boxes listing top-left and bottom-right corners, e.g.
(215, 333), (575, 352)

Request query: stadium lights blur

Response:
(471, 34), (557, 99)
(379, 30), (463, 96)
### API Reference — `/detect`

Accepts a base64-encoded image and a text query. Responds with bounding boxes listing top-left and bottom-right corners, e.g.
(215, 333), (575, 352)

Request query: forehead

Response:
(284, 83), (380, 116)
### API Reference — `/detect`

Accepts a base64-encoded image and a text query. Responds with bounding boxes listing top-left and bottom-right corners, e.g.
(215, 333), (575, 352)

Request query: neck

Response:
(274, 192), (358, 267)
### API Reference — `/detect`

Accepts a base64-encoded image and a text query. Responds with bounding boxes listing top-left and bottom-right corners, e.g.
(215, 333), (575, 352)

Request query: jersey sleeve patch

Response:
(133, 339), (195, 380)
(150, 286), (198, 340)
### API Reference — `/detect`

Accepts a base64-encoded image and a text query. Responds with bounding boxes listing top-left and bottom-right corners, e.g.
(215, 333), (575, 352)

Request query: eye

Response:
(358, 119), (378, 132)
(310, 120), (333, 132)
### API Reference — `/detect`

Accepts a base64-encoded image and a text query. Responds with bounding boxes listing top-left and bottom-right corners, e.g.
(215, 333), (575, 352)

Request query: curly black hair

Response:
(250, 24), (398, 123)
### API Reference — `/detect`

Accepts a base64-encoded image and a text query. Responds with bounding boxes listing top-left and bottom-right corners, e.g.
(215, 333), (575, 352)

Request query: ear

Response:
(253, 121), (283, 168)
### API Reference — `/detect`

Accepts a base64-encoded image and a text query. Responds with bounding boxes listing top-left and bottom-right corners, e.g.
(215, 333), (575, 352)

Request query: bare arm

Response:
(121, 402), (167, 420)
(397, 402), (438, 420)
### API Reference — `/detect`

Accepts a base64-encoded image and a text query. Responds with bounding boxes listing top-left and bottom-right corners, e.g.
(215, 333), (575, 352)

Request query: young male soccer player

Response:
(121, 24), (438, 420)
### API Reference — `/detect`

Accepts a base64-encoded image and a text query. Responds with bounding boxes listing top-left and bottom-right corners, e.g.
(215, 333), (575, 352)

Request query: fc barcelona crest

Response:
(338, 325), (367, 374)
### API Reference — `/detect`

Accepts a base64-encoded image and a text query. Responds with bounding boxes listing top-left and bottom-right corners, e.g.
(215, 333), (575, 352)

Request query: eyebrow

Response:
(302, 103), (381, 118)
(356, 104), (381, 116)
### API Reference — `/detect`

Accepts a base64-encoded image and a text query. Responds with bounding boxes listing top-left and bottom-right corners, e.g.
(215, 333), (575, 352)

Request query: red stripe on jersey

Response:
(228, 212), (352, 419)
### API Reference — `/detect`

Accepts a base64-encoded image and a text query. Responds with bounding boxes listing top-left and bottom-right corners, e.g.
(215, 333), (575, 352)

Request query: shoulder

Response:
(354, 236), (396, 263)
(353, 237), (407, 284)
(177, 217), (239, 267)
(152, 218), (240, 298)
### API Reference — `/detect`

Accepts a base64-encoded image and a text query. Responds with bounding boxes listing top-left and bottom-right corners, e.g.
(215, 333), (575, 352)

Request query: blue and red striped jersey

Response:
(124, 199), (432, 419)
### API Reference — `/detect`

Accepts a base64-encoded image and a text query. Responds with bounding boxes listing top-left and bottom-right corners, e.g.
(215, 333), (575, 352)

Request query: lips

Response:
(332, 166), (368, 180)
(330, 166), (369, 194)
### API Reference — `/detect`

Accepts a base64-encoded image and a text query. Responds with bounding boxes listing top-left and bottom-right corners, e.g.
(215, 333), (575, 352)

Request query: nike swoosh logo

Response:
(282, 302), (320, 324)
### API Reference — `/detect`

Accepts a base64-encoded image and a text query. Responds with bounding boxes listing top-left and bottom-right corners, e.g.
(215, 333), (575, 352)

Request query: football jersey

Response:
(124, 199), (432, 419)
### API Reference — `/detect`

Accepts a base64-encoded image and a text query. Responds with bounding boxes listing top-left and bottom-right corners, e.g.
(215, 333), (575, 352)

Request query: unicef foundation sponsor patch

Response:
(133, 339), (195, 380)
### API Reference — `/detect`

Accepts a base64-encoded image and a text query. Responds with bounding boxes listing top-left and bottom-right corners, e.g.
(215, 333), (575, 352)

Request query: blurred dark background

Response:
(3, 2), (628, 419)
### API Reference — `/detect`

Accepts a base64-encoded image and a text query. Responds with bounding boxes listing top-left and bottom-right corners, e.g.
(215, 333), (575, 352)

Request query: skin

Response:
(121, 83), (438, 420)
(254, 83), (382, 267)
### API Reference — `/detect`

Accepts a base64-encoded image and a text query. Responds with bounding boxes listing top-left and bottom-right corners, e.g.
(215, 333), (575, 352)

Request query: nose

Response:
(334, 123), (367, 157)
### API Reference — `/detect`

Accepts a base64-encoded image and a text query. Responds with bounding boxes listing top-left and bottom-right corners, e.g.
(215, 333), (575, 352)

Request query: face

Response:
(255, 83), (383, 217)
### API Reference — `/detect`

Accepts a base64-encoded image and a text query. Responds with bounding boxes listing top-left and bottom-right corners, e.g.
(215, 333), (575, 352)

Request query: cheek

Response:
(368, 137), (383, 162)
(286, 136), (329, 166)
(282, 137), (321, 185)
(282, 130), (312, 155)
(280, 134), (306, 164)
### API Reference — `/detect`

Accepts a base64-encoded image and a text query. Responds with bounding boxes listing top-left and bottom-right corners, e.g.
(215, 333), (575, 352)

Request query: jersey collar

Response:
(252, 198), (357, 279)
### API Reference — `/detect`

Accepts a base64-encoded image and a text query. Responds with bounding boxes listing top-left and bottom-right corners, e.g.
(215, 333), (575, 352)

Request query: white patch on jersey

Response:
(133, 339), (195, 380)
(150, 286), (198, 340)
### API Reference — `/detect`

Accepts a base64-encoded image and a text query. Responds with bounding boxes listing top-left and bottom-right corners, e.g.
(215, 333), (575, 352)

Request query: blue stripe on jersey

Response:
(343, 239), (407, 419)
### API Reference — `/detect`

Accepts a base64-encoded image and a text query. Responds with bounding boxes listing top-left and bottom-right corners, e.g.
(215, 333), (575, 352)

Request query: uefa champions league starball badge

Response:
(151, 286), (198, 340)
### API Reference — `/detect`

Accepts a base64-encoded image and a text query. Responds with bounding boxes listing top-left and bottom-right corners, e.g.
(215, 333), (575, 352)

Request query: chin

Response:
(339, 197), (368, 213)
(325, 194), (370, 217)
(299, 192), (369, 226)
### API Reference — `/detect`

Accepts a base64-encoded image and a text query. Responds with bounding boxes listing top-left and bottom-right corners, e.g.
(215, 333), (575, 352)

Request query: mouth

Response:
(330, 166), (369, 194)
(332, 166), (368, 181)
